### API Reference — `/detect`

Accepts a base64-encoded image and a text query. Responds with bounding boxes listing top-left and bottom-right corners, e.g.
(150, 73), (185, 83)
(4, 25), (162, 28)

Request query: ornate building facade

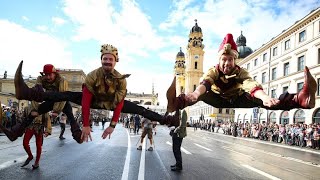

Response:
(235, 7), (320, 124)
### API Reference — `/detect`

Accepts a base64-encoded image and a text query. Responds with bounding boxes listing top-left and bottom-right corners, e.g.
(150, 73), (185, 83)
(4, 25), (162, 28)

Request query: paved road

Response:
(0, 124), (319, 180)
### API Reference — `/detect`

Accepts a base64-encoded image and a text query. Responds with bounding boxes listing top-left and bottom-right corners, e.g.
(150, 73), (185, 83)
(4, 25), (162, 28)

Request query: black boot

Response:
(275, 66), (316, 110)
(162, 110), (180, 127)
(0, 117), (33, 141)
(0, 124), (20, 141)
(166, 77), (176, 113)
(292, 66), (316, 108)
(171, 165), (183, 171)
(70, 122), (83, 144)
(14, 61), (44, 102)
(21, 157), (33, 167)
(140, 108), (178, 127)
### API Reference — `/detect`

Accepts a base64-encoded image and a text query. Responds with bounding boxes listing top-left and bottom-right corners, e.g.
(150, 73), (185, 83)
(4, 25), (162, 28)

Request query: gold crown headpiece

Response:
(100, 44), (119, 62)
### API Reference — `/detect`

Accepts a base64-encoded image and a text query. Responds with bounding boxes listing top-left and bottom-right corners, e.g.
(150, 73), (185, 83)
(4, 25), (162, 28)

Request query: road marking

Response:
(202, 135), (320, 168)
(242, 164), (282, 180)
(166, 141), (192, 155)
(201, 130), (320, 155)
(138, 137), (146, 180)
(231, 144), (320, 168)
(121, 129), (131, 180)
(154, 149), (172, 180)
(222, 146), (254, 160)
(252, 148), (320, 168)
(194, 143), (213, 151)
(0, 155), (29, 170)
(130, 135), (140, 138)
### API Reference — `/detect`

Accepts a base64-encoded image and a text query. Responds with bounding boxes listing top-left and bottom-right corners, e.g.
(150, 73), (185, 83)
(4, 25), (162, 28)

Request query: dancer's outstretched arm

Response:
(102, 99), (124, 139)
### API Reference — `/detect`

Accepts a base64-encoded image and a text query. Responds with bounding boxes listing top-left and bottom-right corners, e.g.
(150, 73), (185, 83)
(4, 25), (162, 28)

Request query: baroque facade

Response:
(236, 7), (320, 124)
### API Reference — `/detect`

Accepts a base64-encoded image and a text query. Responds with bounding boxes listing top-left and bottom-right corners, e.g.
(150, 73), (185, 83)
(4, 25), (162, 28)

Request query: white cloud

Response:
(0, 20), (73, 79)
(52, 17), (66, 26)
(22, 16), (29, 21)
(159, 0), (195, 30)
(36, 25), (48, 31)
(62, 0), (166, 56)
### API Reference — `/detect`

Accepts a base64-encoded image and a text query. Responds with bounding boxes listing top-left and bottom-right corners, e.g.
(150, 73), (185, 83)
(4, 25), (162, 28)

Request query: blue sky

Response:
(0, 0), (319, 105)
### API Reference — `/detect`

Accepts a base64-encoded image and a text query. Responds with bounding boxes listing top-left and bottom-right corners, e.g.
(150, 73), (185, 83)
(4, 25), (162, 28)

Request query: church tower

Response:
(174, 47), (186, 95)
(185, 19), (205, 93)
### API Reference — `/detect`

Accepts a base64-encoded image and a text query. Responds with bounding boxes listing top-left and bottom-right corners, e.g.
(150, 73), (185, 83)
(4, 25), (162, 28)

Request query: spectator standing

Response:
(170, 110), (186, 171)
(134, 115), (141, 134)
(59, 113), (67, 140)
(21, 106), (51, 169)
(137, 117), (155, 151)
(101, 118), (106, 130)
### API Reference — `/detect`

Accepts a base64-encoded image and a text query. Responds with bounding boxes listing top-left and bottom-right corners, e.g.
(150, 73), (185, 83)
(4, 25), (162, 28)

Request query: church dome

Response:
(176, 47), (185, 57)
(236, 31), (246, 46)
(238, 46), (253, 59)
(236, 31), (253, 59)
(190, 19), (202, 33)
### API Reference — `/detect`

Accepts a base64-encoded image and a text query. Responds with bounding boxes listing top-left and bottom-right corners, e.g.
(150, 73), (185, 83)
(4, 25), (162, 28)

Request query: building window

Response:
(271, 67), (277, 80)
(284, 62), (289, 76)
(263, 53), (268, 62)
(193, 85), (196, 91)
(246, 63), (250, 70)
(297, 55), (305, 71)
(299, 30), (306, 42)
(72, 75), (77, 82)
(318, 48), (320, 64)
(271, 89), (276, 98)
(218, 108), (223, 113)
(285, 39), (290, 50)
(297, 82), (304, 92)
(283, 86), (288, 93)
(194, 62), (198, 69)
(318, 78), (320, 96)
(254, 59), (258, 66)
(226, 109), (230, 114)
(262, 72), (266, 83)
(253, 76), (257, 81)
(272, 47), (277, 56)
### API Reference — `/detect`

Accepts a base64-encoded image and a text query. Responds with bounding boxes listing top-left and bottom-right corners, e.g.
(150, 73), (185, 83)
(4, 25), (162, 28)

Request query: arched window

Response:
(195, 62), (198, 69)
(269, 111), (276, 124)
(280, 111), (289, 125)
(259, 111), (265, 123)
(243, 113), (248, 123)
(294, 109), (305, 123)
(313, 108), (320, 124)
(237, 114), (241, 123)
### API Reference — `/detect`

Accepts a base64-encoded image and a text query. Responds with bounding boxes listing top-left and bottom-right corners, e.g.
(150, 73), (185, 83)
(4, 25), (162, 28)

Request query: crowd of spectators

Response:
(191, 120), (320, 150)
(1, 105), (63, 132)
(1, 106), (22, 131)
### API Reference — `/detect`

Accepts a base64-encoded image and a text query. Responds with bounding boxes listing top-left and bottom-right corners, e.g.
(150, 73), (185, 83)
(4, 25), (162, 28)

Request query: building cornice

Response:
(239, 8), (320, 64)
